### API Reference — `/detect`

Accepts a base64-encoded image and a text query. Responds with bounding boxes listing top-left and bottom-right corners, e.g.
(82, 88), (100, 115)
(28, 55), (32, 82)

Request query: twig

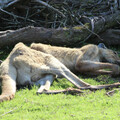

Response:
(115, 19), (120, 24)
(0, 106), (20, 117)
(25, 8), (30, 21)
(106, 89), (120, 97)
(0, 8), (35, 23)
(75, 17), (103, 41)
(28, 8), (45, 18)
(35, 0), (66, 18)
(63, 3), (103, 42)
(37, 88), (84, 94)
(3, 0), (20, 9)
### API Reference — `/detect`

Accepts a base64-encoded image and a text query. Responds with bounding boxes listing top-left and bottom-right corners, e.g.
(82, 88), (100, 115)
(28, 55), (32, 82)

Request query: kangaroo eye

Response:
(114, 51), (117, 55)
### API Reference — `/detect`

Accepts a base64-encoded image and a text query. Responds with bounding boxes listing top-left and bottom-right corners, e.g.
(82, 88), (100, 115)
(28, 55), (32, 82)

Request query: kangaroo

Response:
(1, 43), (120, 102)
(30, 43), (120, 76)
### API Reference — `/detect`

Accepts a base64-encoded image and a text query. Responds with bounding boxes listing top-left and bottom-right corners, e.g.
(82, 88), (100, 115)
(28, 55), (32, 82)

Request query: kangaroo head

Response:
(98, 43), (120, 65)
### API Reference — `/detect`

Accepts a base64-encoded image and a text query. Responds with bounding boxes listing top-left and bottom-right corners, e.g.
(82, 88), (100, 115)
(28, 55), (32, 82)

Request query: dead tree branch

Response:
(0, 8), (35, 23)
(35, 0), (66, 18)
(0, 1), (120, 47)
(37, 88), (84, 95)
(3, 0), (20, 9)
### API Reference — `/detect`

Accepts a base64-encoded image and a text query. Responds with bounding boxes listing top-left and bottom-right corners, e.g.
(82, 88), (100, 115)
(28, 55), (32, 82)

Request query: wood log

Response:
(0, 11), (120, 48)
(90, 29), (120, 46)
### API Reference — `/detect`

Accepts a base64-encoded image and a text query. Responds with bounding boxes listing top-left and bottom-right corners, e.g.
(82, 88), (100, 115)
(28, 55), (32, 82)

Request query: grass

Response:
(0, 47), (120, 120)
(0, 76), (120, 120)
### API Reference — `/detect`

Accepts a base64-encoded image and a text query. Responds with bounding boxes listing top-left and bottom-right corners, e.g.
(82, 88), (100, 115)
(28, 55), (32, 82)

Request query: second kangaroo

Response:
(31, 43), (120, 76)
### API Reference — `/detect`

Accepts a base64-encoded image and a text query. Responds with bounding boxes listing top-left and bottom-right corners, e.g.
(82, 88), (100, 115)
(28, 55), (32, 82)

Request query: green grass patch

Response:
(0, 47), (120, 120)
(0, 77), (120, 120)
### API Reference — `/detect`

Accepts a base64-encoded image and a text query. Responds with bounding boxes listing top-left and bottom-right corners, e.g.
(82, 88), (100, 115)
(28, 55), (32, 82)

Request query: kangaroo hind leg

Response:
(75, 60), (119, 75)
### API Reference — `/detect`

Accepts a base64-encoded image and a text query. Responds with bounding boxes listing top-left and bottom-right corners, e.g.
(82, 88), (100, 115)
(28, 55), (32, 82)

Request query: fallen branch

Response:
(106, 89), (120, 96)
(0, 11), (120, 48)
(37, 88), (84, 94)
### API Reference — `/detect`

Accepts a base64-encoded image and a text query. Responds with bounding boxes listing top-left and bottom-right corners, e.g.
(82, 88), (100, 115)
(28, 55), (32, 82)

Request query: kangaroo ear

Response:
(0, 60), (2, 64)
(98, 43), (107, 49)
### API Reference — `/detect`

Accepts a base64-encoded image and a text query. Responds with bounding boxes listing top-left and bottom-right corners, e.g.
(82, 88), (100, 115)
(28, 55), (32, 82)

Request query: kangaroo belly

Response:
(16, 68), (31, 85)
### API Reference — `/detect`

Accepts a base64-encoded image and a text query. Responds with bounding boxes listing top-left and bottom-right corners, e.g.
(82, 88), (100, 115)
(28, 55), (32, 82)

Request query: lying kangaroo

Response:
(30, 43), (120, 75)
(0, 43), (120, 102)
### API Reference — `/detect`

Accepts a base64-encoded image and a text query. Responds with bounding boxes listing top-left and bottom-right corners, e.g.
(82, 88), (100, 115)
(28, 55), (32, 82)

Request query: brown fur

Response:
(1, 43), (120, 102)
(0, 43), (91, 102)
(31, 43), (120, 75)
